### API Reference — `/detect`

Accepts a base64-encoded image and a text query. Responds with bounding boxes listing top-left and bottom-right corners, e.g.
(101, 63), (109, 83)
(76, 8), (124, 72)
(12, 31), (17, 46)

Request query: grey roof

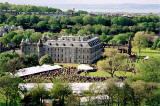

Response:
(44, 36), (102, 48)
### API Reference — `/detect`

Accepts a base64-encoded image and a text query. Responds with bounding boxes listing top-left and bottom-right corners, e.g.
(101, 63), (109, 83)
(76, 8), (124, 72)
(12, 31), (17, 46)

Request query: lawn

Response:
(55, 63), (80, 67)
(80, 71), (134, 77)
(132, 48), (160, 57)
(0, 102), (5, 106)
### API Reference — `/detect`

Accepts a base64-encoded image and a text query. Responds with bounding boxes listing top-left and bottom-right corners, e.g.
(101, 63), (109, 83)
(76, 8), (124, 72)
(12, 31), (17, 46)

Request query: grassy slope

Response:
(80, 71), (134, 77)
(132, 48), (160, 57)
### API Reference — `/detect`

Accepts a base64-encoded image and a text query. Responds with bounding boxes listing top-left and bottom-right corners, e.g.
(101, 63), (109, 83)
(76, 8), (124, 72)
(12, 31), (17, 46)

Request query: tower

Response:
(20, 39), (25, 55)
(37, 39), (44, 58)
(128, 36), (132, 56)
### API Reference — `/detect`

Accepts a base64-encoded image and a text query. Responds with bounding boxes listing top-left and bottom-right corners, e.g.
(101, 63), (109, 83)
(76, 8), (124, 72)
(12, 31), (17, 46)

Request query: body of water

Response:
(51, 4), (160, 13)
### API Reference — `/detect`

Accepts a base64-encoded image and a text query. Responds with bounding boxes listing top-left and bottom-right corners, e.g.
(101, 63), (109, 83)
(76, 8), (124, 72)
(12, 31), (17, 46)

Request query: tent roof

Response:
(19, 83), (93, 93)
(78, 64), (93, 70)
(16, 64), (62, 77)
(144, 56), (149, 60)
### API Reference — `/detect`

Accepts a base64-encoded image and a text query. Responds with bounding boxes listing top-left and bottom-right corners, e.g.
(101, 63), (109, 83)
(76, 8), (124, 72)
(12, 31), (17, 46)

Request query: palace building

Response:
(20, 36), (103, 64)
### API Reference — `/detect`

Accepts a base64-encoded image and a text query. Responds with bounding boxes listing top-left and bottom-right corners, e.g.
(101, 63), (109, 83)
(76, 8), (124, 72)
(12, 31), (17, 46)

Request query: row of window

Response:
(54, 58), (90, 64)
(46, 47), (91, 53)
(48, 43), (83, 47)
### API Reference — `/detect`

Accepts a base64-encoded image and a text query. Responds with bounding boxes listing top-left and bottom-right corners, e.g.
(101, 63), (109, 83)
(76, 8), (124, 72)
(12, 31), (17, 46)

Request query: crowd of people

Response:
(22, 66), (110, 83)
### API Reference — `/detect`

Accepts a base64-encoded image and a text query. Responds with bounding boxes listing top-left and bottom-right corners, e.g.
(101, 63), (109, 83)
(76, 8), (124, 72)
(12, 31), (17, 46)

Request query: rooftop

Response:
(16, 64), (62, 77)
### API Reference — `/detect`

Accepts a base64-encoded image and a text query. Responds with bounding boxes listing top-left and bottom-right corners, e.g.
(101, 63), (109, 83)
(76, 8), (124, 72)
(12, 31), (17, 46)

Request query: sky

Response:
(0, 0), (160, 5)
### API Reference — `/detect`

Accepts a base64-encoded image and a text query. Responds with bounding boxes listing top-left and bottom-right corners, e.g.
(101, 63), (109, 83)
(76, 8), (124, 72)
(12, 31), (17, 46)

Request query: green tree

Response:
(30, 14), (39, 24)
(0, 76), (22, 106)
(39, 54), (53, 65)
(152, 38), (159, 49)
(11, 34), (23, 45)
(99, 33), (113, 43)
(111, 33), (132, 45)
(24, 53), (39, 67)
(135, 57), (160, 82)
(71, 16), (83, 24)
(50, 80), (72, 106)
(83, 15), (96, 25)
(130, 80), (158, 106)
(0, 31), (17, 46)
(133, 31), (151, 56)
(0, 52), (19, 70)
(30, 32), (42, 43)
(97, 49), (129, 77)
(2, 57), (24, 75)
(22, 85), (49, 106)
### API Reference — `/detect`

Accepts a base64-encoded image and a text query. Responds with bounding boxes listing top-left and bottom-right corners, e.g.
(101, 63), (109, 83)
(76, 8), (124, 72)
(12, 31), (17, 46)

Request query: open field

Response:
(80, 71), (134, 77)
(55, 63), (80, 67)
(132, 48), (160, 57)
(0, 103), (5, 106)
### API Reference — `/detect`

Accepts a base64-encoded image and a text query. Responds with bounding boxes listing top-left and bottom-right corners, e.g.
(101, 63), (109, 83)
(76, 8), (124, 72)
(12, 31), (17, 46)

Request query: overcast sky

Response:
(1, 0), (160, 5)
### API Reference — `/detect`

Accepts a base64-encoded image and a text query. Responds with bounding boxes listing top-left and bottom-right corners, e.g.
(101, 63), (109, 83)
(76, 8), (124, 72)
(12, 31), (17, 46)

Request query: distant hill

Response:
(51, 4), (160, 13)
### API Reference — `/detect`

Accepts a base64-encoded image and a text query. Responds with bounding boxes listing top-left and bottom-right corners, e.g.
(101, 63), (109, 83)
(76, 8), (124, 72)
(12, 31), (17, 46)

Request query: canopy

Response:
(19, 83), (93, 94)
(144, 56), (149, 60)
(16, 64), (62, 77)
(78, 64), (93, 71)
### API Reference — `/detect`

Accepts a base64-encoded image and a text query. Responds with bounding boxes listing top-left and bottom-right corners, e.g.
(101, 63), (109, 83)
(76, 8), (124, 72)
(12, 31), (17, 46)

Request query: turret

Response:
(25, 38), (30, 43)
(37, 39), (43, 47)
(46, 34), (50, 39)
(37, 39), (44, 58)
(20, 39), (25, 55)
(128, 36), (132, 56)
(20, 39), (24, 46)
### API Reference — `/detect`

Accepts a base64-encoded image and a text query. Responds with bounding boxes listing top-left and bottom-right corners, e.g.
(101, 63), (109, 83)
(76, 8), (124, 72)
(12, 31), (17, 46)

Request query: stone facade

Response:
(20, 36), (103, 64)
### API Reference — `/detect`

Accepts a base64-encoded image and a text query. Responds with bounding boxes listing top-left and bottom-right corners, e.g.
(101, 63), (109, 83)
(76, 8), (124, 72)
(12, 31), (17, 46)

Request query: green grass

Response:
(0, 102), (6, 106)
(80, 71), (134, 77)
(132, 48), (160, 57)
(55, 63), (80, 67)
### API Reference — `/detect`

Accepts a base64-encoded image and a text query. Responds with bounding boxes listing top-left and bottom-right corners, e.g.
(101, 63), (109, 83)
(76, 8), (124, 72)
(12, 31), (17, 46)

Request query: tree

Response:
(37, 21), (47, 30)
(0, 76), (22, 106)
(11, 34), (24, 45)
(30, 32), (42, 43)
(99, 33), (113, 43)
(133, 31), (151, 56)
(111, 33), (132, 45)
(50, 79), (72, 106)
(2, 57), (24, 75)
(0, 52), (19, 70)
(83, 15), (96, 25)
(71, 16), (83, 24)
(103, 78), (124, 105)
(22, 85), (49, 106)
(135, 57), (160, 82)
(39, 54), (53, 65)
(97, 49), (129, 77)
(76, 10), (88, 15)
(0, 31), (17, 46)
(129, 80), (158, 106)
(30, 14), (39, 24)
(152, 38), (159, 49)
(23, 53), (39, 67)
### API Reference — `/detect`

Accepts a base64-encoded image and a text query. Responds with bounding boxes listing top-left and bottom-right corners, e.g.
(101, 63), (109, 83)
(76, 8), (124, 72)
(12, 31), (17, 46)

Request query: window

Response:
(72, 38), (75, 41)
(80, 44), (83, 47)
(71, 44), (74, 46)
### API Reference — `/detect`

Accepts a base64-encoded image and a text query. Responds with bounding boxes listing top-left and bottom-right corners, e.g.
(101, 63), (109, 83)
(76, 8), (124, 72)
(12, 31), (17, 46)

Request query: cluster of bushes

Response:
(0, 11), (159, 35)
(0, 30), (57, 47)
(0, 52), (53, 73)
(0, 2), (61, 13)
